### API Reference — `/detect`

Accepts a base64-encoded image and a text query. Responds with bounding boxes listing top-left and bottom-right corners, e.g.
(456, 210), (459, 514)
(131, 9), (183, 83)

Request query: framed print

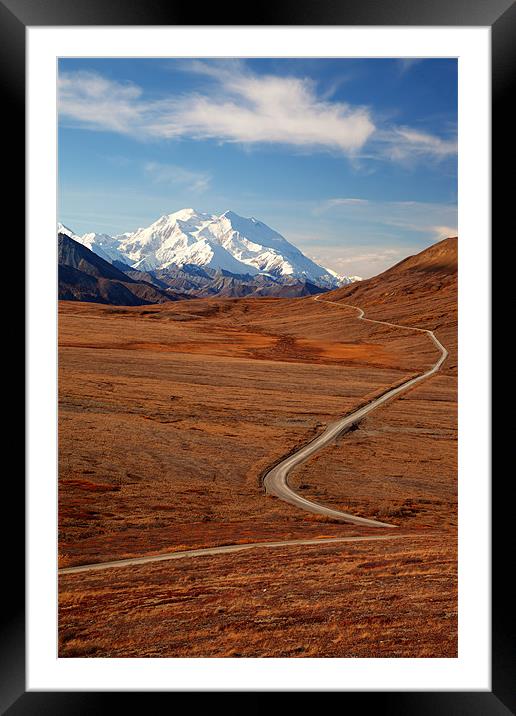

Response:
(5, 0), (509, 709)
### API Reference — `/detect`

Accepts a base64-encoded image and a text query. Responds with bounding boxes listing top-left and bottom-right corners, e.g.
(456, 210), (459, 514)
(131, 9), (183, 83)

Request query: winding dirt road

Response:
(262, 296), (448, 527)
(59, 534), (403, 575)
(59, 296), (447, 575)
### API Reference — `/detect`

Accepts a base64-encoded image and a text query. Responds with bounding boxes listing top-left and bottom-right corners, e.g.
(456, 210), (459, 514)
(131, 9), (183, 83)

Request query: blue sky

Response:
(58, 58), (457, 278)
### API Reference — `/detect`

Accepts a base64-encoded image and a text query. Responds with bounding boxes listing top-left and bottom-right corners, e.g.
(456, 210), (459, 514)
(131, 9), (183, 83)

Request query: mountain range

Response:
(58, 232), (336, 304)
(58, 209), (360, 289)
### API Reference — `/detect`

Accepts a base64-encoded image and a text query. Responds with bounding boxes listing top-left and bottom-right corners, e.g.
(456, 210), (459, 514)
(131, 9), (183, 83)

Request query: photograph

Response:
(56, 56), (459, 659)
(1, 0), (505, 702)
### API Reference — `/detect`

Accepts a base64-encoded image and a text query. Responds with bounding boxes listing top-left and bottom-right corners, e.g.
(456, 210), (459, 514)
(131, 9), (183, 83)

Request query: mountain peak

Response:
(57, 222), (78, 239)
(168, 207), (204, 222)
(59, 209), (360, 288)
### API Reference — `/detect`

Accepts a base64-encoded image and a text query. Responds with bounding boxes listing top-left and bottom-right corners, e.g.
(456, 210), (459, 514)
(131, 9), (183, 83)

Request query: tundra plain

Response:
(58, 238), (457, 658)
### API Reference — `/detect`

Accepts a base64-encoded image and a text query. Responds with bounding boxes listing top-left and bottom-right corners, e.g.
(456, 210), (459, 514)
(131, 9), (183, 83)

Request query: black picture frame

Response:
(6, 0), (507, 710)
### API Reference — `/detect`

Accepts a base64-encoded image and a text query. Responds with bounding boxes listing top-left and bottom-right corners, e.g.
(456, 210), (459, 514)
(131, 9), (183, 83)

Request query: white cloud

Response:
(378, 126), (457, 163)
(381, 217), (458, 239)
(58, 71), (144, 135)
(431, 225), (458, 241)
(309, 246), (410, 279)
(144, 161), (211, 192)
(176, 63), (375, 153)
(59, 65), (375, 155)
(58, 63), (457, 165)
(296, 197), (457, 276)
(328, 197), (370, 206)
(315, 197), (457, 226)
(314, 197), (370, 214)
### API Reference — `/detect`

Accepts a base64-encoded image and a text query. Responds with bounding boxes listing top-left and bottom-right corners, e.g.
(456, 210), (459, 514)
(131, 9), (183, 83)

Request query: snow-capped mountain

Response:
(59, 209), (360, 288)
(57, 223), (121, 265)
(57, 222), (80, 240)
(79, 232), (123, 265)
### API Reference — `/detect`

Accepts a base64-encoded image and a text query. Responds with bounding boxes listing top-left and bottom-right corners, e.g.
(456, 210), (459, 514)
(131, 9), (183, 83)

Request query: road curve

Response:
(59, 534), (402, 575)
(60, 298), (447, 576)
(262, 296), (448, 528)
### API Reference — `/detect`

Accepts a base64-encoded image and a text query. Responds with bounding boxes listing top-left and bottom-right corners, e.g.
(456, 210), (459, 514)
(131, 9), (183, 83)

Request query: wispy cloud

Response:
(314, 197), (370, 214)
(308, 246), (409, 278)
(144, 161), (211, 192)
(307, 197), (457, 270)
(381, 216), (458, 239)
(397, 58), (424, 75)
(59, 71), (144, 135)
(378, 126), (457, 163)
(431, 225), (458, 241)
(315, 197), (456, 228)
(58, 62), (456, 165)
(59, 65), (375, 155)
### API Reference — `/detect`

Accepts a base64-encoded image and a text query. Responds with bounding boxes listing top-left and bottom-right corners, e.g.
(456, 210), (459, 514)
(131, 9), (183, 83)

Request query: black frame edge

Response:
(492, 2), (516, 713)
(1, 0), (26, 714)
(1, 0), (515, 26)
(9, 0), (510, 711)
